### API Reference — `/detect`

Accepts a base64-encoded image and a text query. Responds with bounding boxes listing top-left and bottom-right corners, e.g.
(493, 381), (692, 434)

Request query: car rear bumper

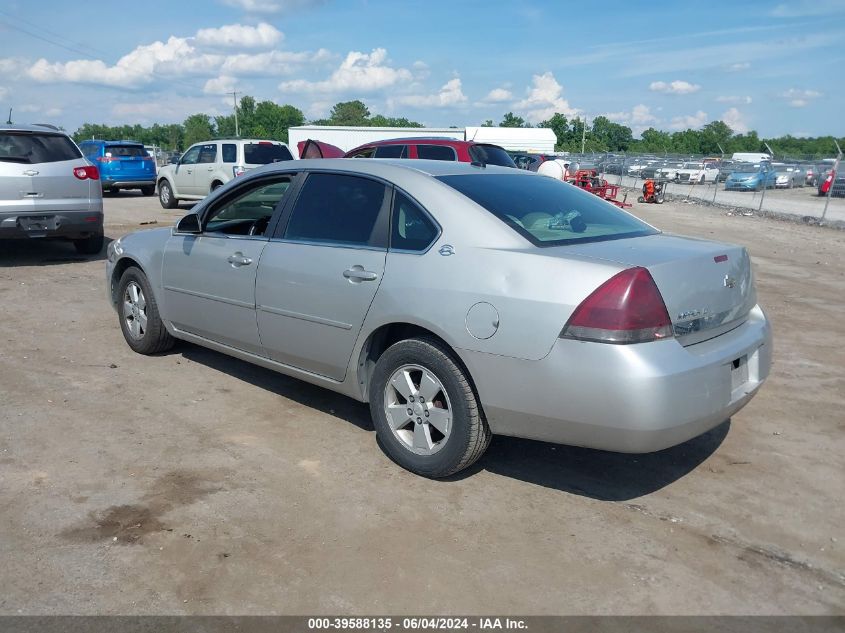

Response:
(0, 209), (104, 239)
(101, 179), (156, 188)
(725, 182), (758, 190)
(460, 305), (772, 453)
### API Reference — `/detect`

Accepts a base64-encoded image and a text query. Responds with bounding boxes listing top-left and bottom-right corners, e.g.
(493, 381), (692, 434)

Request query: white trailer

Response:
(288, 126), (464, 157)
(287, 125), (557, 157)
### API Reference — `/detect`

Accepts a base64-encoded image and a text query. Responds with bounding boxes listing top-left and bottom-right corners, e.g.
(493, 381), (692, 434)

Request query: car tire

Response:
(369, 337), (491, 478)
(73, 233), (104, 255)
(141, 185), (155, 196)
(117, 267), (175, 355)
(211, 181), (223, 192)
(158, 180), (177, 209)
(699, 175), (705, 185)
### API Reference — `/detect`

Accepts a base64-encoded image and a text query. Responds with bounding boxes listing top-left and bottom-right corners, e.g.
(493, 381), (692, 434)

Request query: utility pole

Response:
(228, 91), (240, 137)
(821, 139), (842, 223)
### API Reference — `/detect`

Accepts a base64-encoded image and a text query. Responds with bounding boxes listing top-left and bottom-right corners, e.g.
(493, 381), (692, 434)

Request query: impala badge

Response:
(724, 275), (737, 289)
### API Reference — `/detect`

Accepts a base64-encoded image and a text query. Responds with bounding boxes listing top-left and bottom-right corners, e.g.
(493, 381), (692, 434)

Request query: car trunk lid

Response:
(562, 234), (757, 345)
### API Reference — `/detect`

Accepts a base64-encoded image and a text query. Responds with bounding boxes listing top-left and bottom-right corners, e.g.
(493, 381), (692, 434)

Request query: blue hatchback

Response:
(724, 162), (777, 191)
(78, 140), (157, 195)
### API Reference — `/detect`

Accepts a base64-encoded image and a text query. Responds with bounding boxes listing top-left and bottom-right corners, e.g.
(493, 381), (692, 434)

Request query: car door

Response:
(161, 174), (295, 355)
(194, 142), (219, 195)
(173, 145), (200, 196)
(255, 171), (389, 380)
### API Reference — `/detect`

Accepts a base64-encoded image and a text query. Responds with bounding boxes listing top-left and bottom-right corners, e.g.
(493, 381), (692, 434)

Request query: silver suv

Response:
(0, 124), (104, 254)
(156, 138), (293, 208)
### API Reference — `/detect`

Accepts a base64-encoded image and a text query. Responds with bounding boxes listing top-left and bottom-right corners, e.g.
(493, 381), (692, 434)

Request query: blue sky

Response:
(1, 0), (843, 137)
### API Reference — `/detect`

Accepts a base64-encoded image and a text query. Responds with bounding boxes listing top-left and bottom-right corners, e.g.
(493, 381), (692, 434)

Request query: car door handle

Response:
(343, 267), (378, 282)
(227, 252), (253, 267)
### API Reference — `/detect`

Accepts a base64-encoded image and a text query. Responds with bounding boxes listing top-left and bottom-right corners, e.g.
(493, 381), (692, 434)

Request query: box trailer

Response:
(288, 125), (557, 157)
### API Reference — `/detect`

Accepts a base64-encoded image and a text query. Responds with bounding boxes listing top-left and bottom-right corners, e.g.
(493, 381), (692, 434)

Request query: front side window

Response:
(391, 191), (438, 252)
(205, 177), (293, 236)
(222, 143), (237, 163)
(374, 144), (407, 158)
(416, 144), (456, 161)
(468, 144), (517, 168)
(180, 146), (201, 165)
(438, 173), (657, 247)
(0, 132), (81, 164)
(197, 144), (217, 164)
(284, 173), (386, 247)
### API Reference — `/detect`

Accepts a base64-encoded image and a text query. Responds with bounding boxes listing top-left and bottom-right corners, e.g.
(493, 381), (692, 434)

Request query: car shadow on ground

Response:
(0, 237), (112, 267)
(176, 343), (728, 499)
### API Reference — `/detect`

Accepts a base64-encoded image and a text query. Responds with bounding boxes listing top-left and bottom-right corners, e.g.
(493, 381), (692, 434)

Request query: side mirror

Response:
(169, 156), (179, 164)
(175, 213), (201, 234)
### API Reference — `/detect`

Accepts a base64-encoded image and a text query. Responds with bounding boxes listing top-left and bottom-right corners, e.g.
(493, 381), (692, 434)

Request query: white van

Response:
(731, 152), (772, 163)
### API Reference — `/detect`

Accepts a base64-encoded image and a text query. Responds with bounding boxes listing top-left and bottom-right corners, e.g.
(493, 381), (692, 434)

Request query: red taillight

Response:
(561, 267), (673, 344)
(73, 165), (100, 180)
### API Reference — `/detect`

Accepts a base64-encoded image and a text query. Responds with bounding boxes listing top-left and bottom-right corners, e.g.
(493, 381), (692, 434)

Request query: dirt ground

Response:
(0, 191), (843, 615)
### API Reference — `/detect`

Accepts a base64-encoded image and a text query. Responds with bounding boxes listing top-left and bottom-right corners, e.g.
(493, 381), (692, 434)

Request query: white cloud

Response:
(716, 95), (752, 104)
(219, 0), (324, 13)
(779, 88), (823, 107)
(44, 107), (63, 118)
(670, 110), (708, 130)
(279, 48), (412, 93)
(220, 49), (330, 76)
(0, 57), (27, 79)
(196, 22), (283, 49)
(605, 104), (658, 126)
(0, 86), (7, 101)
(512, 72), (577, 123)
(649, 80), (701, 95)
(725, 62), (751, 72)
(722, 107), (749, 134)
(391, 77), (468, 108)
(204, 75), (238, 94)
(481, 87), (513, 103)
(771, 0), (845, 17)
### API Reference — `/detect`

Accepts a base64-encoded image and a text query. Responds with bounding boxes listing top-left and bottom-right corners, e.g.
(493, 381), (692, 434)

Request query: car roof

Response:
(351, 137), (497, 147)
(81, 139), (145, 146)
(0, 123), (70, 135)
(258, 157), (529, 179)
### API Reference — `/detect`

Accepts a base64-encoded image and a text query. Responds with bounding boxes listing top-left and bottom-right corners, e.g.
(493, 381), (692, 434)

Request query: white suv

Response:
(156, 139), (294, 208)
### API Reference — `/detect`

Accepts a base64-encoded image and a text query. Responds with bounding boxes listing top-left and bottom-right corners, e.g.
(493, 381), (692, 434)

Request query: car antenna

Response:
(6, 108), (11, 125)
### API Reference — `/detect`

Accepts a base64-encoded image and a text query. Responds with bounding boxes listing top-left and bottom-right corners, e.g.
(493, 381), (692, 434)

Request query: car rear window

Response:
(244, 143), (293, 165)
(468, 144), (516, 168)
(438, 173), (657, 247)
(105, 145), (146, 157)
(0, 132), (82, 164)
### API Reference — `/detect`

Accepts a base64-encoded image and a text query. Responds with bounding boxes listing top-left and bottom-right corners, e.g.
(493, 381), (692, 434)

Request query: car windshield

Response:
(243, 143), (293, 165)
(468, 144), (516, 168)
(438, 173), (657, 247)
(734, 164), (761, 173)
(0, 132), (81, 164)
(683, 162), (703, 169)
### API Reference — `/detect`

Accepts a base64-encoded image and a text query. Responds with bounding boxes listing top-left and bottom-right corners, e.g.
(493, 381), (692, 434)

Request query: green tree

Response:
(481, 119), (494, 127)
(699, 120), (733, 155)
(183, 114), (214, 147)
(326, 100), (370, 126)
(539, 113), (570, 150)
(500, 112), (526, 128)
(638, 128), (672, 153)
(590, 116), (633, 152)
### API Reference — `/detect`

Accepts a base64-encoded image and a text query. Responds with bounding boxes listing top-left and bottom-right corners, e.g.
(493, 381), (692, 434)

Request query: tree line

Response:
(71, 97), (843, 159)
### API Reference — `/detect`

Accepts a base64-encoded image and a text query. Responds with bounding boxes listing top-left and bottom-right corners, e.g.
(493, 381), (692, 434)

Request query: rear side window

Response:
(438, 173), (656, 247)
(105, 145), (146, 157)
(284, 173), (386, 247)
(374, 144), (407, 158)
(244, 143), (293, 165)
(391, 191), (438, 251)
(0, 132), (81, 164)
(417, 145), (456, 161)
(349, 147), (376, 158)
(222, 143), (237, 163)
(198, 144), (217, 164)
(469, 144), (516, 168)
(79, 143), (100, 157)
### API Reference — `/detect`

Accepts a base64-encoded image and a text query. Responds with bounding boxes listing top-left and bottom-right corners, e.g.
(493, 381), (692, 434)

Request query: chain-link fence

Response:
(548, 151), (844, 225)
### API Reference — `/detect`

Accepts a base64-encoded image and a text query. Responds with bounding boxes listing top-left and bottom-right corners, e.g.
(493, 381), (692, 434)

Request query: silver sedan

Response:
(106, 159), (772, 478)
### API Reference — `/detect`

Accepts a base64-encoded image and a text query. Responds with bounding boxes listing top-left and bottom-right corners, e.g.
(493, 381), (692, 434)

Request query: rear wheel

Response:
(73, 233), (104, 255)
(369, 337), (491, 478)
(140, 185), (155, 196)
(211, 181), (223, 192)
(158, 180), (177, 209)
(117, 267), (175, 355)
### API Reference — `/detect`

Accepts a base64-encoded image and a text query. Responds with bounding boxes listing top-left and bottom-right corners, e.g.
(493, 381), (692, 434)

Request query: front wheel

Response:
(369, 337), (491, 478)
(117, 267), (175, 355)
(73, 233), (104, 255)
(158, 180), (177, 209)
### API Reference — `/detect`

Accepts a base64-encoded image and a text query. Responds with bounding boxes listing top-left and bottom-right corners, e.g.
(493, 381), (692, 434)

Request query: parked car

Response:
(817, 168), (844, 197)
(773, 165), (804, 189)
(509, 152), (553, 171)
(78, 139), (157, 196)
(717, 160), (737, 182)
(0, 124), (104, 254)
(803, 164), (821, 186)
(724, 163), (778, 191)
(156, 139), (294, 208)
(107, 159), (771, 478)
(344, 137), (517, 168)
(675, 161), (720, 184)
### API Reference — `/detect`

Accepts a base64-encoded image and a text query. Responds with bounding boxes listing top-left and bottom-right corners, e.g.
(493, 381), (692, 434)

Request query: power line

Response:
(0, 8), (108, 59)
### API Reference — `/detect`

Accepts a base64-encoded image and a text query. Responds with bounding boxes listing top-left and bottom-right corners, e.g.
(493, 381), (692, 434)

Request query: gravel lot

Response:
(0, 191), (843, 615)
